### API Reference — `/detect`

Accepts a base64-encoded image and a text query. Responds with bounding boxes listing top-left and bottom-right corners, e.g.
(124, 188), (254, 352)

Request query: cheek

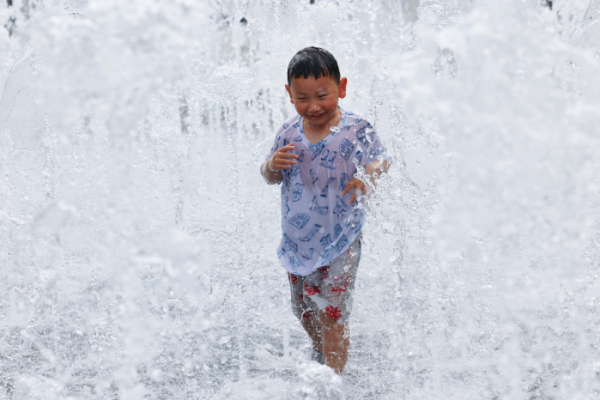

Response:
(297, 103), (309, 113)
(295, 104), (310, 116)
(325, 100), (338, 112)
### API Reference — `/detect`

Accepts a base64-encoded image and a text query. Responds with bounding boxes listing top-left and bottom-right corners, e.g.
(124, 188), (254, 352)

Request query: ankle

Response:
(311, 349), (324, 365)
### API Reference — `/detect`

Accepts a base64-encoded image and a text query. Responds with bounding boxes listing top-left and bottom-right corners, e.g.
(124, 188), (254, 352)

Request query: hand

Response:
(341, 177), (366, 205)
(268, 144), (299, 171)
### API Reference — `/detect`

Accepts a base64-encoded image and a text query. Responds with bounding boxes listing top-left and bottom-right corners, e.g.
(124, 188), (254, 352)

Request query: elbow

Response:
(264, 177), (280, 185)
(382, 159), (391, 173)
(261, 163), (282, 185)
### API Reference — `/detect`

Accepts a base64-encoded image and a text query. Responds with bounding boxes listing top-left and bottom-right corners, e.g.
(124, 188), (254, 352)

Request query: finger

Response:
(341, 179), (357, 196)
(275, 164), (292, 169)
(279, 151), (299, 159)
(278, 144), (295, 153)
(278, 159), (297, 165)
(350, 187), (365, 205)
(274, 155), (297, 164)
(273, 159), (297, 169)
(275, 147), (300, 158)
(349, 191), (357, 205)
(341, 183), (351, 197)
(273, 162), (293, 169)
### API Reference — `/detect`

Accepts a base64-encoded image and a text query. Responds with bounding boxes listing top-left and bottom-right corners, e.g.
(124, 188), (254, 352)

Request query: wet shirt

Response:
(265, 107), (389, 276)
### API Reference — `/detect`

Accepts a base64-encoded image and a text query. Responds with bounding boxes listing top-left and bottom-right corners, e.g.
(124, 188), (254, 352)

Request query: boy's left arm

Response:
(341, 159), (391, 205)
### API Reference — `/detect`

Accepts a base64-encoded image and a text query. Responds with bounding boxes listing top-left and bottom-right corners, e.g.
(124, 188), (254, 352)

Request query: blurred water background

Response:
(2, 0), (600, 398)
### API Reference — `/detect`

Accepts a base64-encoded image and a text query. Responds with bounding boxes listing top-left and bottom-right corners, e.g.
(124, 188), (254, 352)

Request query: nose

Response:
(308, 102), (320, 112)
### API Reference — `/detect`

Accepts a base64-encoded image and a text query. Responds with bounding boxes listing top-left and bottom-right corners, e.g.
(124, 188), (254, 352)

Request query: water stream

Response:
(1, 0), (600, 398)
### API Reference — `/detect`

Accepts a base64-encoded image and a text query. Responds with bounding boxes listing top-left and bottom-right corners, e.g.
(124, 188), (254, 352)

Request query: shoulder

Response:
(342, 110), (374, 142)
(271, 115), (301, 145)
(338, 109), (382, 154)
(339, 108), (373, 133)
(275, 115), (301, 137)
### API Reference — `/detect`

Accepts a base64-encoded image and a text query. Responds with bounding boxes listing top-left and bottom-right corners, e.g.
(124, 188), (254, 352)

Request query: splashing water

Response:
(1, 0), (600, 399)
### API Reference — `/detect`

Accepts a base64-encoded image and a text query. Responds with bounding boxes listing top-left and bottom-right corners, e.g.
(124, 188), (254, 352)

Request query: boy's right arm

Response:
(261, 144), (299, 185)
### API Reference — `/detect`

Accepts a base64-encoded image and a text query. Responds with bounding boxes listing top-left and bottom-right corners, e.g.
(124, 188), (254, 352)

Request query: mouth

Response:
(309, 113), (325, 120)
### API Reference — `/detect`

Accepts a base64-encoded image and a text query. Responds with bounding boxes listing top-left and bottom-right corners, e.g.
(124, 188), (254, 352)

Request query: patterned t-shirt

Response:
(265, 107), (389, 276)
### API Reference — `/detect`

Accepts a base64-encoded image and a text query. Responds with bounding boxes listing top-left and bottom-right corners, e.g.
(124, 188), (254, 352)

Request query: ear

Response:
(338, 77), (348, 99)
(285, 84), (294, 104)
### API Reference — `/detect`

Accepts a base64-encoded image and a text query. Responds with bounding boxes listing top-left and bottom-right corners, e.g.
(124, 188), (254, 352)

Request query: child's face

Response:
(285, 75), (347, 130)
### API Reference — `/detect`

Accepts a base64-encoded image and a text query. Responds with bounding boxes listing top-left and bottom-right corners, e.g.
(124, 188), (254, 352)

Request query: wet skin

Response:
(285, 75), (347, 144)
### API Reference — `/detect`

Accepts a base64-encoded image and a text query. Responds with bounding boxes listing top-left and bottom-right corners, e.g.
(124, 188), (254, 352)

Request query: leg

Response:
(301, 311), (322, 352)
(289, 235), (361, 371)
(313, 236), (361, 374)
(319, 309), (349, 374)
(289, 273), (323, 354)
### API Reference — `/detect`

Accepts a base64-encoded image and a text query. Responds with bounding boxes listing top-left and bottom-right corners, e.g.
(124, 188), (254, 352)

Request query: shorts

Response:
(287, 234), (362, 324)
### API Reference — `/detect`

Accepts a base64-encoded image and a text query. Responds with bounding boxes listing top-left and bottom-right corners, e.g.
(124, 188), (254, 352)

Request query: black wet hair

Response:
(287, 47), (341, 86)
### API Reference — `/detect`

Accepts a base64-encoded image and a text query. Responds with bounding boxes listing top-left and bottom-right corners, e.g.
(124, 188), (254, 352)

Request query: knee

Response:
(318, 309), (347, 333)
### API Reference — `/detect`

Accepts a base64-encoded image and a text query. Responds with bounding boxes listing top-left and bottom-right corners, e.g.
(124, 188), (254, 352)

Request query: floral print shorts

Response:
(288, 234), (362, 324)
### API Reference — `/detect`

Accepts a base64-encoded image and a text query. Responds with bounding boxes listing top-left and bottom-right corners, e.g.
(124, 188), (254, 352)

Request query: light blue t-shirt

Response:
(266, 107), (389, 276)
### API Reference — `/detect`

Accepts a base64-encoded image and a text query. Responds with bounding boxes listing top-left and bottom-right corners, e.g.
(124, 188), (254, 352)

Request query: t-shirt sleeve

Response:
(264, 124), (288, 163)
(353, 120), (391, 168)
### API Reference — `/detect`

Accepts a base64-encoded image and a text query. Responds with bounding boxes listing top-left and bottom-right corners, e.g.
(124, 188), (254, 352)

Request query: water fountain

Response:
(1, 0), (600, 398)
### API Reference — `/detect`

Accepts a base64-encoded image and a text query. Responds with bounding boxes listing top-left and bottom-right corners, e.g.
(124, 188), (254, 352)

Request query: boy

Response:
(261, 47), (390, 374)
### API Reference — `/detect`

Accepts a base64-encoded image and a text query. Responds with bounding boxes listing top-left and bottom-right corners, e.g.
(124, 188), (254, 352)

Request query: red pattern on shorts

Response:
(288, 235), (361, 323)
(325, 306), (343, 321)
(331, 275), (352, 296)
(319, 265), (330, 281)
(303, 282), (321, 296)
(288, 273), (298, 285)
